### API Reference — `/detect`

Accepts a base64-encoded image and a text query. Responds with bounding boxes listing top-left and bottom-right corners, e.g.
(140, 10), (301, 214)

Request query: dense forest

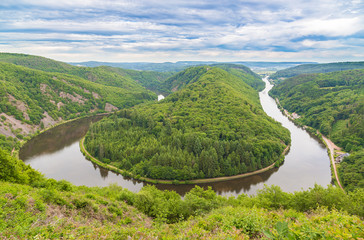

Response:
(270, 69), (364, 190)
(338, 149), (364, 191)
(156, 64), (265, 94)
(84, 66), (290, 181)
(270, 61), (364, 83)
(0, 53), (172, 94)
(1, 147), (363, 239)
(0, 61), (155, 150)
(211, 64), (265, 91)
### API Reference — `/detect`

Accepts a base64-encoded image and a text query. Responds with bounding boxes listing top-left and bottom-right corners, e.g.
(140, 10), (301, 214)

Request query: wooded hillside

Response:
(84, 66), (290, 180)
(270, 62), (364, 83)
(270, 69), (364, 190)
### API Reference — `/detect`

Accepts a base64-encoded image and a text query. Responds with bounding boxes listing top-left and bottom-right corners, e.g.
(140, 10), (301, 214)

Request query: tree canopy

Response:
(84, 66), (290, 180)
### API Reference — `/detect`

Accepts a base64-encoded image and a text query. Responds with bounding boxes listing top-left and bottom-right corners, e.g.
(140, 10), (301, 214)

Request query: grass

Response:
(1, 181), (363, 239)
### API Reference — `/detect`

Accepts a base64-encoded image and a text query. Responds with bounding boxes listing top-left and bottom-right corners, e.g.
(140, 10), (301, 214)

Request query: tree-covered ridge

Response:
(270, 69), (363, 152)
(84, 67), (290, 180)
(211, 63), (265, 91)
(270, 69), (364, 191)
(0, 53), (163, 93)
(162, 66), (209, 93)
(0, 62), (155, 147)
(162, 64), (265, 94)
(98, 66), (173, 94)
(1, 147), (363, 239)
(0, 53), (74, 73)
(270, 61), (364, 83)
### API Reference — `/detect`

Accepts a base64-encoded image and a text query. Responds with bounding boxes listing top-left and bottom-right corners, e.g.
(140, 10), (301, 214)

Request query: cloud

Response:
(0, 0), (363, 62)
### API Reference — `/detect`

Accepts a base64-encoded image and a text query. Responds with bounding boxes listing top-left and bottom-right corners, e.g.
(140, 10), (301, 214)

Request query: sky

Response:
(0, 0), (363, 63)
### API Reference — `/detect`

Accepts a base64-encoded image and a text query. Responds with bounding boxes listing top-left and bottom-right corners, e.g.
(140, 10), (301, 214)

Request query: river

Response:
(20, 77), (331, 196)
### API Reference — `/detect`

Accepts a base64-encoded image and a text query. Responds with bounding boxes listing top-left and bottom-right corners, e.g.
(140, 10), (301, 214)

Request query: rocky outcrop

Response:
(7, 94), (30, 121)
(59, 92), (86, 104)
(40, 112), (59, 129)
(0, 113), (35, 137)
(57, 102), (64, 110)
(105, 103), (118, 112)
(92, 92), (101, 99)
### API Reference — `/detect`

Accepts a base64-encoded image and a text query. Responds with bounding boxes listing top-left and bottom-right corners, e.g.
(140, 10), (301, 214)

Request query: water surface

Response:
(20, 78), (331, 196)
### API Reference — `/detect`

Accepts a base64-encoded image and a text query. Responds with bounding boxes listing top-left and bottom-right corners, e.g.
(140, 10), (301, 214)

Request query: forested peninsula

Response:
(270, 69), (364, 190)
(84, 66), (290, 181)
(0, 53), (363, 239)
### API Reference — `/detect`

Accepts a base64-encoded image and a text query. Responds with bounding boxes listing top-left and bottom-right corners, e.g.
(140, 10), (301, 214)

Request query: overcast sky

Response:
(1, 0), (363, 62)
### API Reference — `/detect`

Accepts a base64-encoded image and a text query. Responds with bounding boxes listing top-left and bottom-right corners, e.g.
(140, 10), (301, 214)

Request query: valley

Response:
(0, 53), (363, 239)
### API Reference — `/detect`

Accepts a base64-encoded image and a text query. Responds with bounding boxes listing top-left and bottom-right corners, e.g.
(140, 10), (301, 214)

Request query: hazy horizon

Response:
(1, 0), (363, 63)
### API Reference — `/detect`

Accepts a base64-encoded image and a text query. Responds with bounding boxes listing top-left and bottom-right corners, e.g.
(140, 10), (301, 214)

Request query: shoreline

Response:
(274, 98), (345, 191)
(16, 112), (111, 158)
(80, 136), (290, 185)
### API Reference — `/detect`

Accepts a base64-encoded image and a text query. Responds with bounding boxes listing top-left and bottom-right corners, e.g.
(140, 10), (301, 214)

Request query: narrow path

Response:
(322, 135), (344, 190)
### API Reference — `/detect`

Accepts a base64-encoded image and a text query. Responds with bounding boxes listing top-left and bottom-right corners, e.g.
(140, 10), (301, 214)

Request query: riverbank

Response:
(80, 136), (290, 185)
(274, 97), (344, 190)
(16, 112), (110, 158)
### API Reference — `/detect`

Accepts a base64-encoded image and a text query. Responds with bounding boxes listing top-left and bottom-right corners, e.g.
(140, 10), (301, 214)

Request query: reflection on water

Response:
(20, 116), (104, 159)
(156, 167), (279, 196)
(20, 78), (331, 196)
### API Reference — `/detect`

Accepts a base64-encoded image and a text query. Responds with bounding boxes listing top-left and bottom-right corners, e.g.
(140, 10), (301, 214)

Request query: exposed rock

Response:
(40, 83), (48, 94)
(83, 88), (90, 94)
(39, 83), (53, 98)
(105, 103), (118, 112)
(57, 102), (64, 110)
(7, 94), (30, 121)
(92, 92), (101, 99)
(40, 112), (58, 129)
(59, 92), (86, 104)
(0, 113), (35, 137)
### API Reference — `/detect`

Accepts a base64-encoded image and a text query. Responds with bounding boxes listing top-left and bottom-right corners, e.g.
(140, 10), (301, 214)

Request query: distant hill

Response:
(0, 62), (155, 150)
(84, 66), (290, 181)
(270, 62), (364, 83)
(211, 64), (265, 91)
(0, 53), (170, 93)
(96, 66), (173, 94)
(70, 60), (315, 72)
(70, 61), (217, 72)
(162, 64), (265, 95)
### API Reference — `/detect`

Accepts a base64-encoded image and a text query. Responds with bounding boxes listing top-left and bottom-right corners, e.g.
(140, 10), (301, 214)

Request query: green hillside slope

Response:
(212, 63), (265, 91)
(270, 61), (364, 83)
(1, 147), (363, 239)
(0, 53), (165, 93)
(270, 69), (364, 190)
(162, 64), (264, 94)
(84, 67), (290, 181)
(0, 62), (155, 149)
(99, 66), (173, 94)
